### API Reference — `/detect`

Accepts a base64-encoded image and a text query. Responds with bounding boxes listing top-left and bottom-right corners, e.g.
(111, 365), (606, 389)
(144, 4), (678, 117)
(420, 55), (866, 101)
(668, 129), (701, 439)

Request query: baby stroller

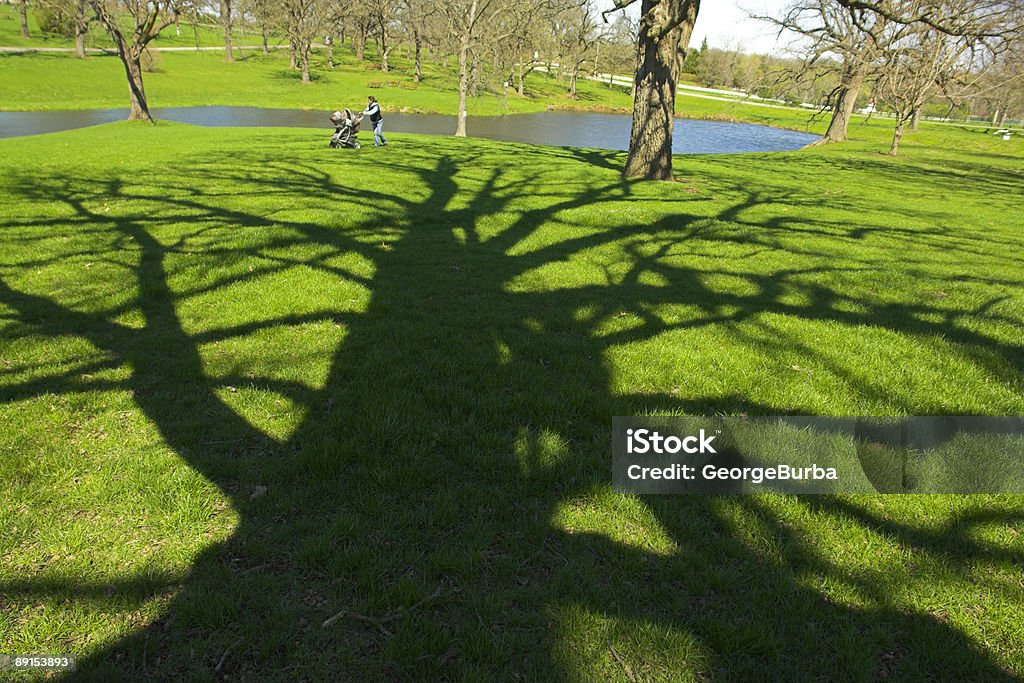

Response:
(329, 109), (362, 149)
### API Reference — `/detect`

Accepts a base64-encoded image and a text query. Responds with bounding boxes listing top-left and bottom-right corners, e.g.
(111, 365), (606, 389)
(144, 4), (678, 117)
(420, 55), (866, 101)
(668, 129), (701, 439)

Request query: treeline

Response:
(758, 0), (1023, 152)
(685, 34), (1021, 134)
(681, 39), (843, 106)
(24, 0), (639, 105)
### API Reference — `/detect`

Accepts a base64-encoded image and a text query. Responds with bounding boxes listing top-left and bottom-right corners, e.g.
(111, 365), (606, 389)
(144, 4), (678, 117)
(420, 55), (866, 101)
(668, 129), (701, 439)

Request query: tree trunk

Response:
(91, 1), (164, 123)
(327, 40), (334, 69)
(74, 0), (88, 58)
(221, 0), (233, 62)
(455, 19), (472, 137)
(517, 55), (525, 96)
(289, 41), (297, 70)
(355, 31), (365, 61)
(124, 53), (152, 121)
(812, 60), (865, 145)
(569, 67), (578, 98)
(413, 31), (422, 82)
(261, 25), (269, 54)
(300, 46), (311, 83)
(889, 120), (904, 156)
(380, 24), (389, 71)
(623, 0), (700, 180)
(910, 107), (920, 131)
(19, 0), (30, 39)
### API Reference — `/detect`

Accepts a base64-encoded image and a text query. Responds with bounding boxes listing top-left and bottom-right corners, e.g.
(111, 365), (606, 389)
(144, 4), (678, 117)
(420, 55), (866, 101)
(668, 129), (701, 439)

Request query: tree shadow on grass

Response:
(0, 134), (1022, 680)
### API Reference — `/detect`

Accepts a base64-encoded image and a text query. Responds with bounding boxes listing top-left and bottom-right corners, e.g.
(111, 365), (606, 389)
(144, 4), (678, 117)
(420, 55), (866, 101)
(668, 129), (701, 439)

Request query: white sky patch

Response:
(596, 0), (794, 55)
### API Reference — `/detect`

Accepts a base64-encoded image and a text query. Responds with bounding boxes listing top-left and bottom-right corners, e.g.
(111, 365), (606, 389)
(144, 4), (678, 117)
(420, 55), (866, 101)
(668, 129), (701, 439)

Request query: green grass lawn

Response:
(1, 122), (1022, 681)
(5, 41), (1013, 152)
(0, 5), (246, 49)
(0, 43), (636, 116)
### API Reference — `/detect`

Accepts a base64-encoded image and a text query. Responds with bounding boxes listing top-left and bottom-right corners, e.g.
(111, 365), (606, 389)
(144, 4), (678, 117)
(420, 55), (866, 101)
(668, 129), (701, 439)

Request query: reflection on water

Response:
(0, 106), (820, 153)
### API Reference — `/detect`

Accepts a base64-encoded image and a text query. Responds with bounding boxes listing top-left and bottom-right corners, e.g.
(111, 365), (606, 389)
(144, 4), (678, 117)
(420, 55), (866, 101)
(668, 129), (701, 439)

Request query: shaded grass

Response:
(0, 123), (1022, 680)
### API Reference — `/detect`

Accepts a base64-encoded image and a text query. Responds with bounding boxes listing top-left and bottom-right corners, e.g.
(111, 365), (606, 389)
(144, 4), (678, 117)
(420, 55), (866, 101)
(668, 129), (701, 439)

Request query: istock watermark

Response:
(612, 416), (1024, 494)
(625, 428), (718, 455)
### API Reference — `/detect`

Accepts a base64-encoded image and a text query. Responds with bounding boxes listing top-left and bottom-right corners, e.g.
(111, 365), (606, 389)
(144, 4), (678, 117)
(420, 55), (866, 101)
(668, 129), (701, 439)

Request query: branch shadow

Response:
(0, 134), (1021, 681)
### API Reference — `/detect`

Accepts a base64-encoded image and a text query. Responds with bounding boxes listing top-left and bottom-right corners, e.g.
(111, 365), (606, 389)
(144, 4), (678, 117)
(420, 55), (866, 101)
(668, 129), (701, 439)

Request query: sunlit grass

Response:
(0, 46), (636, 117)
(0, 122), (1022, 680)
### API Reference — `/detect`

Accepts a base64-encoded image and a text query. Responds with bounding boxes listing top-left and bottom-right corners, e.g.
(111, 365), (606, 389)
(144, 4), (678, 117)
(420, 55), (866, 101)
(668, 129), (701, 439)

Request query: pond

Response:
(0, 106), (820, 154)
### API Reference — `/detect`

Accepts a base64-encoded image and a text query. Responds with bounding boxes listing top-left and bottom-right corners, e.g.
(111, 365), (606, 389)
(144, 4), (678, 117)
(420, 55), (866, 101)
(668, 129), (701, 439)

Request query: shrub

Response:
(35, 6), (75, 37)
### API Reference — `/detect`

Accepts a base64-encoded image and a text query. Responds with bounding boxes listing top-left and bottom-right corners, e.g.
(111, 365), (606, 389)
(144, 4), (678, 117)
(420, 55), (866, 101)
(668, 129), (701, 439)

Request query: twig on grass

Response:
(324, 610), (393, 636)
(321, 588), (443, 633)
(610, 645), (638, 682)
(215, 637), (243, 674)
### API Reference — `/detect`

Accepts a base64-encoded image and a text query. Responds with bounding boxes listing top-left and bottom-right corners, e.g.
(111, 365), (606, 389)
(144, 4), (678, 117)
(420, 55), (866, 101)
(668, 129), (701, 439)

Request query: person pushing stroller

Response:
(361, 96), (387, 147)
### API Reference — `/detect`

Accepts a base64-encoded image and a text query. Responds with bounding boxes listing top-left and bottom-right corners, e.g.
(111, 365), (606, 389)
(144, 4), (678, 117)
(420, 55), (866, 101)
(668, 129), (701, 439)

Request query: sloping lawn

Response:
(0, 48), (635, 115)
(1, 123), (1022, 681)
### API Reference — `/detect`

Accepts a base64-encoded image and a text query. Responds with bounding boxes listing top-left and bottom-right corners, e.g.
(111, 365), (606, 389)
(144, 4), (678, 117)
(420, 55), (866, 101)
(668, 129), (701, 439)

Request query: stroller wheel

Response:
(353, 141), (361, 149)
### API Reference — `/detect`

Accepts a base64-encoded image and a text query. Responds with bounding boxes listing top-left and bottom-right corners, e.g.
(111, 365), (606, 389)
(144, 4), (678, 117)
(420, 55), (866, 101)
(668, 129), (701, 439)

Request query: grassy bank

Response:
(0, 47), (636, 117)
(0, 4), (239, 49)
(1, 123), (1023, 680)
(4, 43), (1008, 155)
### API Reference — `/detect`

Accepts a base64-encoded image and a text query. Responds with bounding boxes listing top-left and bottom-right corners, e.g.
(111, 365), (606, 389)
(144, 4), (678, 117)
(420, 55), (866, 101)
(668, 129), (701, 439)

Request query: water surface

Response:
(0, 106), (820, 153)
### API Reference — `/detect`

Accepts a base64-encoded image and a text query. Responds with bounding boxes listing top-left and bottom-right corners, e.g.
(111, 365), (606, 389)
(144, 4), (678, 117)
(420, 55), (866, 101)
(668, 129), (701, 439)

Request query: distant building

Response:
(859, 100), (877, 115)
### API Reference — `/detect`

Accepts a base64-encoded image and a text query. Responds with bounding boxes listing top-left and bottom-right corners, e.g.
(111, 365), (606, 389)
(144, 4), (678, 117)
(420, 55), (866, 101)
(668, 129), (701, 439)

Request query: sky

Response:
(691, 0), (793, 54)
(597, 0), (795, 56)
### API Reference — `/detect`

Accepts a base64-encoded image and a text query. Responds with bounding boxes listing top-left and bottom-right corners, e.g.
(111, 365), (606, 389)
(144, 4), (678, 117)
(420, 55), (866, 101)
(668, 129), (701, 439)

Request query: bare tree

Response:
(437, 0), (523, 136)
(348, 5), (375, 61)
(759, 1), (897, 144)
(401, 0), (437, 82)
(38, 0), (96, 57)
(601, 12), (637, 89)
(239, 0), (273, 53)
(19, 0), (31, 38)
(605, 0), (701, 180)
(497, 0), (544, 95)
(835, 0), (1022, 37)
(876, 22), (977, 153)
(90, 0), (188, 121)
(366, 0), (401, 71)
(558, 0), (602, 98)
(973, 40), (1024, 122)
(275, 0), (328, 82)
(71, 0), (93, 58)
(220, 0), (234, 62)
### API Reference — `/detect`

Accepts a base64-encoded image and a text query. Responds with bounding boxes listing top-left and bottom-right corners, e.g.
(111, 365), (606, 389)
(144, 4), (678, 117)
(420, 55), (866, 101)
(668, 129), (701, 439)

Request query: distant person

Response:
(362, 96), (387, 148)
